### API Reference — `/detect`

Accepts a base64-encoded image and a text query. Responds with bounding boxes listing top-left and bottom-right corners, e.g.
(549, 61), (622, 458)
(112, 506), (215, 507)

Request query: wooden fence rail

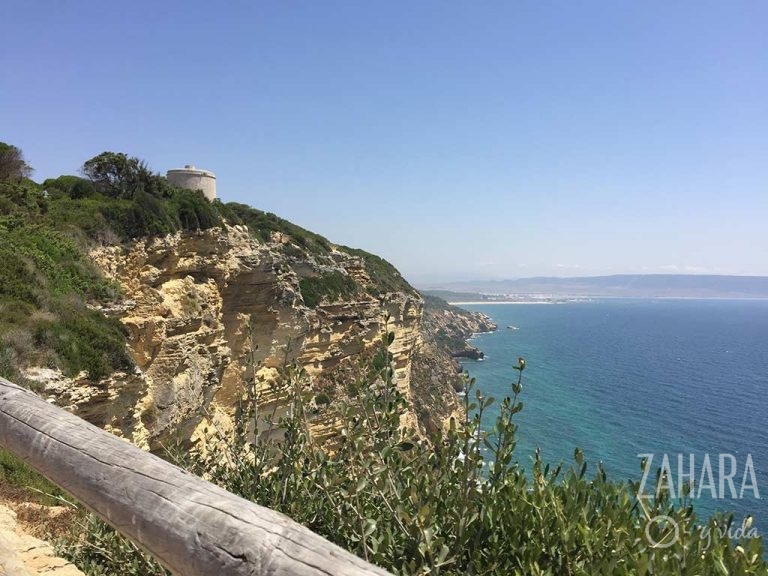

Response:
(0, 377), (391, 576)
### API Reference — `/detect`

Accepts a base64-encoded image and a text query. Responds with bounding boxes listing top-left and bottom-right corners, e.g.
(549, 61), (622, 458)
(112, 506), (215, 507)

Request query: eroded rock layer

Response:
(76, 225), (424, 448)
(28, 224), (495, 450)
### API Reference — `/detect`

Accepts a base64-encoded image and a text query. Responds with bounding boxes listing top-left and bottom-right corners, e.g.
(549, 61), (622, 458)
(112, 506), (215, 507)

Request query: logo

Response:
(637, 453), (760, 500)
(644, 515), (679, 549)
(641, 515), (758, 552)
(635, 453), (761, 563)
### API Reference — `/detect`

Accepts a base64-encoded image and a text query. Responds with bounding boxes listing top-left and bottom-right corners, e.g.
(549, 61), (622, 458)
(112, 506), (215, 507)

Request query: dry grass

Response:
(0, 449), (78, 540)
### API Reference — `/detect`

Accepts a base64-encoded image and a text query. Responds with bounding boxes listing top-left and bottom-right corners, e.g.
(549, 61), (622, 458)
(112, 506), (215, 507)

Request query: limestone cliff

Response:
(19, 214), (493, 451)
(3, 164), (490, 453)
(52, 224), (426, 449)
(411, 294), (497, 433)
(422, 294), (497, 361)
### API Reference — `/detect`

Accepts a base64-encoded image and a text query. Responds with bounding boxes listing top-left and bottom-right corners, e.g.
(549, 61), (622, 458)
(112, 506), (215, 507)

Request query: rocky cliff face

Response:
(58, 224), (425, 449)
(411, 295), (497, 433)
(419, 295), (497, 357)
(23, 222), (494, 451)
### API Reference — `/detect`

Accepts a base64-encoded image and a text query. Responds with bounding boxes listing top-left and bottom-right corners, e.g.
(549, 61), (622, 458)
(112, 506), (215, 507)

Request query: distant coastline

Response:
(449, 296), (768, 305)
(423, 274), (768, 302)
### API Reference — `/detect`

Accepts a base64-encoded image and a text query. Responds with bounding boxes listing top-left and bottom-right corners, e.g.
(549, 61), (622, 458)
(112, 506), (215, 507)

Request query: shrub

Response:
(57, 344), (767, 575)
(168, 188), (221, 231)
(101, 190), (178, 238)
(0, 185), (131, 380)
(59, 514), (168, 576)
(339, 246), (414, 296)
(0, 142), (33, 181)
(43, 175), (97, 199)
(40, 303), (132, 380)
(220, 202), (332, 255)
(81, 152), (153, 199)
(0, 344), (21, 382)
(185, 347), (766, 574)
(50, 187), (222, 242)
(0, 180), (46, 215)
(299, 271), (358, 307)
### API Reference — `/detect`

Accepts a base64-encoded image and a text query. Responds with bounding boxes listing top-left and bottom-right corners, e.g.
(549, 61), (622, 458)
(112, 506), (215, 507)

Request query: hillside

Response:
(0, 147), (492, 448)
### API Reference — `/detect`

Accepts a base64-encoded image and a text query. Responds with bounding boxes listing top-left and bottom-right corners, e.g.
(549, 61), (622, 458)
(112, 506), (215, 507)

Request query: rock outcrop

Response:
(410, 295), (497, 434)
(46, 224), (423, 449)
(451, 348), (485, 360)
(419, 294), (496, 359)
(24, 224), (494, 450)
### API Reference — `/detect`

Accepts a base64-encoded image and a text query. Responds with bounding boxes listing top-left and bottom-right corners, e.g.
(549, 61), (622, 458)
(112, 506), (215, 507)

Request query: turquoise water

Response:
(459, 299), (768, 533)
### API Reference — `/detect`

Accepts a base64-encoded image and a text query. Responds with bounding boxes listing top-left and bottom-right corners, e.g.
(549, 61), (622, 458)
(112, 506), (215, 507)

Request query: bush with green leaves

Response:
(0, 141), (33, 182)
(59, 329), (766, 576)
(299, 270), (359, 307)
(0, 189), (131, 380)
(218, 201), (333, 255)
(340, 246), (414, 296)
(80, 152), (155, 199)
(58, 513), (168, 576)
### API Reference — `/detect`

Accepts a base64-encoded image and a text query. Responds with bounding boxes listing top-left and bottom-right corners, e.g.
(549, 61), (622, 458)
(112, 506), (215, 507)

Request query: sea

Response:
(457, 299), (768, 536)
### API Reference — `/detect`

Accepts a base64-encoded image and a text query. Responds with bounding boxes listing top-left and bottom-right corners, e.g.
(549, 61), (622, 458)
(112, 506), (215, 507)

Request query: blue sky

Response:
(2, 1), (766, 284)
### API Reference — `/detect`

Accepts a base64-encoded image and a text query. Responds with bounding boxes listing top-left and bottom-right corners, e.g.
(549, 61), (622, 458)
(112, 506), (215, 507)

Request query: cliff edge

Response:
(1, 157), (495, 452)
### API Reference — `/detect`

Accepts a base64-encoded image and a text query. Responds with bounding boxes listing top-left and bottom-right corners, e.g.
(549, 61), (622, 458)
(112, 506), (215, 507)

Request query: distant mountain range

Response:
(421, 275), (768, 300)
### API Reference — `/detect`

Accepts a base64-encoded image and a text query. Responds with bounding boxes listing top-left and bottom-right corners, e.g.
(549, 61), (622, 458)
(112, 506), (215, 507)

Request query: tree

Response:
(81, 152), (154, 198)
(0, 142), (33, 181)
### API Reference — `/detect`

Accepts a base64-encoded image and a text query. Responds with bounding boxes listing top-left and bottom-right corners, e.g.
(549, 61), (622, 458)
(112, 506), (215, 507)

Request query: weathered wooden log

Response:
(0, 377), (391, 576)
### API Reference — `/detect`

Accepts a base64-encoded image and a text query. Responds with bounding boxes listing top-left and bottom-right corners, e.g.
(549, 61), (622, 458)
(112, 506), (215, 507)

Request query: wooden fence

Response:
(0, 377), (391, 576)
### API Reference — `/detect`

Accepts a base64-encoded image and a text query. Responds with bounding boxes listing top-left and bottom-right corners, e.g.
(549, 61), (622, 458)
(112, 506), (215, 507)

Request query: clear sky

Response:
(2, 1), (766, 284)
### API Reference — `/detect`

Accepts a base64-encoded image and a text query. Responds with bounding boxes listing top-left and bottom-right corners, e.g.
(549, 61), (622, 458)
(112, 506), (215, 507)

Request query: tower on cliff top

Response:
(166, 165), (216, 202)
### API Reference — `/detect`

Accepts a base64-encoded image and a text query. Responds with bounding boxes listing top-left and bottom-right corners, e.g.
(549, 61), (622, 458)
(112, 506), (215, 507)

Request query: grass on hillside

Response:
(340, 246), (414, 295)
(0, 181), (132, 381)
(0, 448), (65, 506)
(299, 271), (359, 307)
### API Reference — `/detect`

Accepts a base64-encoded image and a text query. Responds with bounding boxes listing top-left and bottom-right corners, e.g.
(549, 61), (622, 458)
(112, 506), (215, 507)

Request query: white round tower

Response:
(166, 165), (216, 202)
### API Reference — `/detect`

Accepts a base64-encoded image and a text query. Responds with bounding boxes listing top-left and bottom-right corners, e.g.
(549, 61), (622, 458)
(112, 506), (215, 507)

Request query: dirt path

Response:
(0, 503), (83, 576)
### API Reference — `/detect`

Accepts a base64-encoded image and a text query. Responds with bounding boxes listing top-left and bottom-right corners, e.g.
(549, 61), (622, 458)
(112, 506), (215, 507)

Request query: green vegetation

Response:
(0, 141), (422, 384)
(0, 448), (64, 506)
(61, 515), (169, 576)
(422, 292), (452, 312)
(80, 152), (154, 198)
(299, 270), (359, 307)
(420, 292), (481, 356)
(0, 142), (33, 181)
(341, 246), (414, 296)
(0, 179), (131, 380)
(3, 141), (763, 574)
(218, 201), (332, 255)
(43, 173), (221, 242)
(57, 168), (337, 258)
(58, 340), (766, 575)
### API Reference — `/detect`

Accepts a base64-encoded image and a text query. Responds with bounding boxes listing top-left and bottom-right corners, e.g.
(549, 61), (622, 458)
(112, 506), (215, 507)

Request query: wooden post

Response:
(0, 377), (391, 576)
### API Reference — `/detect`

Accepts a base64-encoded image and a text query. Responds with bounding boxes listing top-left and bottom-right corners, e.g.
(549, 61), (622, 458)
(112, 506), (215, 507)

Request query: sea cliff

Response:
(25, 224), (493, 449)
(0, 157), (494, 451)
